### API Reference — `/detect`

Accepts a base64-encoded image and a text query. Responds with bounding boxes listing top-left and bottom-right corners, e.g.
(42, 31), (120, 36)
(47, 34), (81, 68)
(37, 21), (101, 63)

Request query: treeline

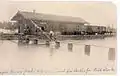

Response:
(0, 21), (17, 30)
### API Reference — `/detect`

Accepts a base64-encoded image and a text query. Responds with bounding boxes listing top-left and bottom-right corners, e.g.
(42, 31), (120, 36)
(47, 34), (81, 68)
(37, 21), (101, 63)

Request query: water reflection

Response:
(18, 40), (28, 45)
(0, 37), (116, 72)
(55, 41), (60, 49)
(0, 40), (3, 46)
(68, 43), (73, 52)
(17, 39), (115, 60)
(18, 40), (59, 57)
(49, 47), (55, 56)
(46, 41), (50, 47)
(84, 45), (91, 56)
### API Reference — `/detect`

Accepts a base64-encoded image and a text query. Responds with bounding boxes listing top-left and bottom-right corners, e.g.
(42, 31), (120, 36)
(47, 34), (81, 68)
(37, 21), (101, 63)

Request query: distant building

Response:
(0, 28), (16, 34)
(11, 11), (89, 35)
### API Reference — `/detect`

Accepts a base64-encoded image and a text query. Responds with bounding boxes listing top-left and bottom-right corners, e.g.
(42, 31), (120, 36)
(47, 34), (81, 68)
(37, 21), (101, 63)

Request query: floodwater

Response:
(0, 37), (116, 74)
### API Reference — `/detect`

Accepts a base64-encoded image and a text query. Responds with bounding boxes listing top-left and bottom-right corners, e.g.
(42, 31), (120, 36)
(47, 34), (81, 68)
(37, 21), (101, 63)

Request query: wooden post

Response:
(46, 40), (50, 47)
(26, 38), (30, 44)
(55, 41), (60, 49)
(18, 39), (23, 45)
(85, 45), (90, 56)
(33, 39), (38, 44)
(68, 43), (73, 52)
(108, 48), (115, 60)
(0, 32), (3, 40)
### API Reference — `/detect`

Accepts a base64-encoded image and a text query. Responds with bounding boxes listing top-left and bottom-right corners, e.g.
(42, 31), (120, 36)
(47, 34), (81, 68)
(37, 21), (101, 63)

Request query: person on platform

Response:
(49, 30), (55, 40)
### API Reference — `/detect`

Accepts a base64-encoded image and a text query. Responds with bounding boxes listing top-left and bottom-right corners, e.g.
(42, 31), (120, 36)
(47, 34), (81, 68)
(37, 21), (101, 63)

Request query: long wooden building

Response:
(11, 11), (89, 35)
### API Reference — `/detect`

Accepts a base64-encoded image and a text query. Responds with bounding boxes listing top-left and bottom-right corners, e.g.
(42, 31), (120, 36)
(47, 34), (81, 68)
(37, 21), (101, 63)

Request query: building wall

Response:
(17, 18), (86, 35)
(45, 21), (85, 33)
(17, 19), (36, 35)
(61, 22), (85, 32)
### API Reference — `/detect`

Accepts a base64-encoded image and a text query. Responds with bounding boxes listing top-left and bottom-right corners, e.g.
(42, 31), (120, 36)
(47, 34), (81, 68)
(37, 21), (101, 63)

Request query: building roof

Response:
(11, 11), (89, 24)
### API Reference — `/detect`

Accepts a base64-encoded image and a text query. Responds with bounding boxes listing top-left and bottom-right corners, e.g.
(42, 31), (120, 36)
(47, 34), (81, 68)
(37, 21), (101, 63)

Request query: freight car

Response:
(85, 25), (106, 35)
(60, 23), (86, 35)
(61, 25), (107, 35)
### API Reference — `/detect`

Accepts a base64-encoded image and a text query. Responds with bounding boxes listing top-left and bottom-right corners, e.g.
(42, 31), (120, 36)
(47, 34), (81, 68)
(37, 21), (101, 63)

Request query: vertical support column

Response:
(26, 37), (30, 44)
(85, 45), (90, 56)
(108, 48), (115, 60)
(33, 39), (38, 44)
(68, 43), (73, 52)
(46, 40), (50, 47)
(0, 32), (3, 40)
(18, 34), (25, 45)
(55, 41), (60, 49)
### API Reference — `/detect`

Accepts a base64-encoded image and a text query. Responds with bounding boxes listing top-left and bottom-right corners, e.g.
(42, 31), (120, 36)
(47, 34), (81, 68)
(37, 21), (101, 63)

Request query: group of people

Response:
(23, 24), (56, 41)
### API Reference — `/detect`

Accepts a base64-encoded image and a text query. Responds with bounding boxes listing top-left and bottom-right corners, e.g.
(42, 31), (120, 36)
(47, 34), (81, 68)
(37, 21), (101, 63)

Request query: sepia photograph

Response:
(0, 0), (117, 75)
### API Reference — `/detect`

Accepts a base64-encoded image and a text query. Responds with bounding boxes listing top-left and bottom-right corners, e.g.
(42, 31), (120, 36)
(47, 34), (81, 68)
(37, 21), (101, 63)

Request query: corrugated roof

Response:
(11, 11), (89, 23)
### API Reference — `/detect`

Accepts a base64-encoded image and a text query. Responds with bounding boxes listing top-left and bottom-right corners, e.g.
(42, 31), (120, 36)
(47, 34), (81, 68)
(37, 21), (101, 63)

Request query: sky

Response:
(0, 0), (117, 27)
